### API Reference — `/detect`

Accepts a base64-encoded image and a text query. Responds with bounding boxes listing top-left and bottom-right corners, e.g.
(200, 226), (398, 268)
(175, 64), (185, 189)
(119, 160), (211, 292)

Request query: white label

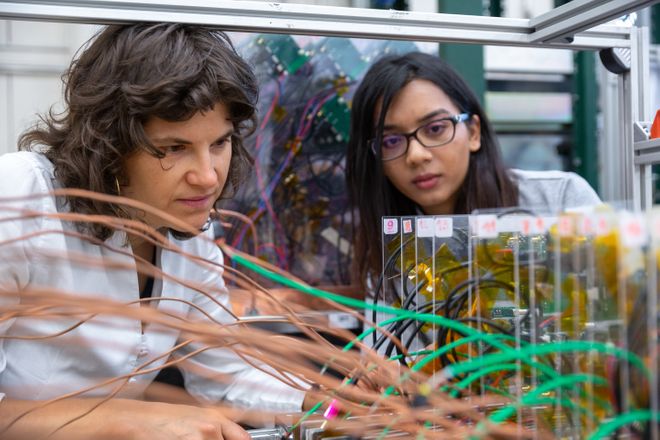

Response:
(328, 312), (359, 329)
(594, 214), (611, 236)
(497, 216), (520, 233)
(434, 217), (453, 238)
(520, 216), (548, 235)
(578, 215), (596, 236)
(402, 219), (413, 234)
(383, 218), (398, 235)
(557, 215), (574, 237)
(416, 217), (434, 237)
(533, 216), (549, 234)
(475, 214), (498, 238)
(620, 213), (647, 247)
(519, 216), (533, 236)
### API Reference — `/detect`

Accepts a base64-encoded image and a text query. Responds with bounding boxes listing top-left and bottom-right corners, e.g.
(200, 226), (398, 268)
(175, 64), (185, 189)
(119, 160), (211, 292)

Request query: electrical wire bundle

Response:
(0, 190), (528, 439)
(368, 208), (659, 439)
(223, 34), (426, 286)
(1, 190), (658, 439)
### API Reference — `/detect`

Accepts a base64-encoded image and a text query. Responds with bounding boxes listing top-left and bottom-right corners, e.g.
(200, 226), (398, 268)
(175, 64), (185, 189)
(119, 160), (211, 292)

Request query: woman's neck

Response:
(129, 236), (155, 263)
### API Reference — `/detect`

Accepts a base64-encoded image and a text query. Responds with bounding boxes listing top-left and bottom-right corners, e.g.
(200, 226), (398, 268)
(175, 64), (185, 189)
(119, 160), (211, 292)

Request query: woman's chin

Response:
(159, 217), (210, 238)
(177, 214), (210, 230)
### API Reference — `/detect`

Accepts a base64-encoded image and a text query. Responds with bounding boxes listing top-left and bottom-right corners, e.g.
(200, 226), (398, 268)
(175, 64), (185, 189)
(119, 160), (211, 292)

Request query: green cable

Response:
(470, 374), (607, 439)
(362, 332), (567, 438)
(587, 410), (660, 439)
(289, 314), (459, 431)
(233, 253), (628, 384)
(230, 252), (641, 437)
(232, 253), (501, 339)
(377, 425), (392, 440)
(234, 253), (538, 378)
(448, 360), (611, 412)
(515, 397), (597, 421)
(282, 297), (531, 431)
(450, 363), (519, 398)
(447, 341), (649, 381)
(288, 307), (526, 431)
(484, 384), (513, 398)
(488, 374), (606, 425)
(291, 401), (324, 430)
(231, 254), (561, 378)
(408, 332), (558, 383)
(288, 312), (477, 431)
(388, 349), (434, 361)
(365, 327), (525, 403)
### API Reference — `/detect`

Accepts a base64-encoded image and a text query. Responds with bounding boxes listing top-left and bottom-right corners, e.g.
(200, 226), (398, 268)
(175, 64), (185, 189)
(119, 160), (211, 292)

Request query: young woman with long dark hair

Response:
(346, 51), (600, 290)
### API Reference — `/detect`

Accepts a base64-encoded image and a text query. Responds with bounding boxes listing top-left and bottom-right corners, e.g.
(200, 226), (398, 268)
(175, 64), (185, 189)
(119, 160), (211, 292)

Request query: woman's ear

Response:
(467, 114), (481, 153)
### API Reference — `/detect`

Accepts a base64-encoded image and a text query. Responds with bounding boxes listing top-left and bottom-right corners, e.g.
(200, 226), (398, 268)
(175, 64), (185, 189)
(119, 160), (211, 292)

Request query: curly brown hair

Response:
(18, 23), (257, 241)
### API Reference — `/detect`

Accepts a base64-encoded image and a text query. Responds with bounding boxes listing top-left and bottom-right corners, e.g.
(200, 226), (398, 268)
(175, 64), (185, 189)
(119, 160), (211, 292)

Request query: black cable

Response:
(371, 235), (417, 346)
(381, 279), (429, 364)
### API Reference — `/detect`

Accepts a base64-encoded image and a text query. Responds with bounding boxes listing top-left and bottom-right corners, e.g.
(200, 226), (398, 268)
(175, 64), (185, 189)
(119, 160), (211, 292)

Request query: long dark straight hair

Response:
(346, 51), (518, 286)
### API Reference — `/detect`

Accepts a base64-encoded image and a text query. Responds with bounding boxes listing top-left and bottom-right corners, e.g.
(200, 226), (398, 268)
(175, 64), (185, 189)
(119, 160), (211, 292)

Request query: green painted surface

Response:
(437, 0), (486, 104)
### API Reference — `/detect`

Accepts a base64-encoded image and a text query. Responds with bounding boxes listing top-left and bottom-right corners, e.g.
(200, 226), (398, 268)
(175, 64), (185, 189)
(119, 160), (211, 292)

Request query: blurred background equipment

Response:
(1, 0), (658, 286)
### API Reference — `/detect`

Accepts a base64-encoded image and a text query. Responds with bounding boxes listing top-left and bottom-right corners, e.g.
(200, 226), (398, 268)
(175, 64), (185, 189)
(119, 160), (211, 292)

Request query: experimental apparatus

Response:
(1, 1), (659, 439)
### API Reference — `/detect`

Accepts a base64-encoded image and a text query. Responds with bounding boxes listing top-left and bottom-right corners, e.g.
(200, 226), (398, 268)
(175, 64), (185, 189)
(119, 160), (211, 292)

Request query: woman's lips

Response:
(412, 174), (439, 190)
(177, 195), (213, 209)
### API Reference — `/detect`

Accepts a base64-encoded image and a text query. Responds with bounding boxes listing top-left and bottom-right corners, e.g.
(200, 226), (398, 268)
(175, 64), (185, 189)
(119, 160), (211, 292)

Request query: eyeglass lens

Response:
(379, 118), (456, 161)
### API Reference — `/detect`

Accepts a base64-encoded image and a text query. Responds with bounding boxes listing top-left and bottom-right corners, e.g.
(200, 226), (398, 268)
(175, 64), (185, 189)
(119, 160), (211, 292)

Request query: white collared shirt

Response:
(0, 151), (305, 412)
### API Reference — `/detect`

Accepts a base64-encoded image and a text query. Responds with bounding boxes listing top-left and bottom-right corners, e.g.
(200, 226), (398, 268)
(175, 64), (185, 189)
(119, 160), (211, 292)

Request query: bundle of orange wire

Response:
(0, 189), (546, 439)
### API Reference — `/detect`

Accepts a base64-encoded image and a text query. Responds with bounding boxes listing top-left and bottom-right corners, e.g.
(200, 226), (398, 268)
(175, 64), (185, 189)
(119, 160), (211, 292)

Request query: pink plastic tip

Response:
(323, 399), (339, 420)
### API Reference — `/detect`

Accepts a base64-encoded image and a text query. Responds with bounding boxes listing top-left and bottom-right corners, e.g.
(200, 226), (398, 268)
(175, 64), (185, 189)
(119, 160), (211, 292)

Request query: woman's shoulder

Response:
(509, 168), (601, 211)
(0, 150), (52, 168)
(509, 168), (582, 182)
(0, 151), (56, 194)
(509, 168), (595, 191)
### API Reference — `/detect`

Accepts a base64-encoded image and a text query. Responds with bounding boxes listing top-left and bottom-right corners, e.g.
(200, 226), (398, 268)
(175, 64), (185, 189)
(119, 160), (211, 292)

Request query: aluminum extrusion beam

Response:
(634, 139), (660, 165)
(630, 27), (651, 209)
(529, 0), (659, 43)
(0, 0), (631, 49)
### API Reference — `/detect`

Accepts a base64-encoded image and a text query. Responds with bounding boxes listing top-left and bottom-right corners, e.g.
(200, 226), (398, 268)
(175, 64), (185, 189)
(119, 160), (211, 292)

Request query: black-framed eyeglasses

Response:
(370, 113), (472, 161)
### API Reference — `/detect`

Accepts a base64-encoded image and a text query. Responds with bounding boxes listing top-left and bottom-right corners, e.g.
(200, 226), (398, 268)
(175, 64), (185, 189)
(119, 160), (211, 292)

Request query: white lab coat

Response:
(0, 151), (305, 412)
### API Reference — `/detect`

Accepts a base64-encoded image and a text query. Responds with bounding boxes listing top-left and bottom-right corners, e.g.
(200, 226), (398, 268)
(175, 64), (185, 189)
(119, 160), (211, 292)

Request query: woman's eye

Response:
(212, 138), (231, 149)
(161, 145), (185, 154)
(382, 135), (404, 150)
(424, 121), (449, 136)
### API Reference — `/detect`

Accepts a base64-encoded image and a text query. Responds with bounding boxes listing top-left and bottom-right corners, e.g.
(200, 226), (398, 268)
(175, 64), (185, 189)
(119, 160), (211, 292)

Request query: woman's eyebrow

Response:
(417, 108), (451, 122)
(150, 136), (191, 145)
(382, 108), (452, 131)
(150, 128), (234, 145)
(214, 129), (234, 141)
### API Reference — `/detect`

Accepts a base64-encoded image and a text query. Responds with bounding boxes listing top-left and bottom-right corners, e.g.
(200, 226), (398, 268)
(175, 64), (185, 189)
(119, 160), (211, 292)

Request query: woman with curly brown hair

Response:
(0, 23), (308, 440)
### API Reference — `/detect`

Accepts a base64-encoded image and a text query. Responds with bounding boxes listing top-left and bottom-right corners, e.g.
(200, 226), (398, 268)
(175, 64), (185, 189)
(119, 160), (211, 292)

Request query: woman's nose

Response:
(186, 151), (218, 187)
(405, 137), (432, 165)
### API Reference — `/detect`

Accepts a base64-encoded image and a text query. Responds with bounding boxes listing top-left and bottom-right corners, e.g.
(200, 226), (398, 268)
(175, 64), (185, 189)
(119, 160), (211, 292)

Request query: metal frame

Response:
(530, 0), (659, 44)
(630, 26), (653, 209)
(0, 0), (656, 207)
(0, 0), (634, 49)
(0, 3), (658, 437)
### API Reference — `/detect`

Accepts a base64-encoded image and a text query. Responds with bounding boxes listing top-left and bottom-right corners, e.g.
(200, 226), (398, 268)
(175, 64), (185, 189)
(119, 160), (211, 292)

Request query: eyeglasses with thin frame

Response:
(370, 113), (472, 161)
